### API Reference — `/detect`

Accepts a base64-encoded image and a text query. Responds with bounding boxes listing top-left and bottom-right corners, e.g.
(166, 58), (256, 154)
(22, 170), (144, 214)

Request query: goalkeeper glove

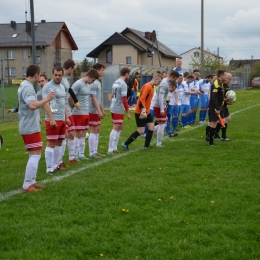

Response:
(139, 108), (147, 119)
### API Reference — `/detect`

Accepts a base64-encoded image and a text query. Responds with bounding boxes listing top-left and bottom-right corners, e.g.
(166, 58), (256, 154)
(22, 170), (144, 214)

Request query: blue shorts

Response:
(181, 104), (190, 113)
(166, 105), (174, 115)
(200, 94), (209, 108)
(172, 105), (179, 117)
(190, 95), (199, 109)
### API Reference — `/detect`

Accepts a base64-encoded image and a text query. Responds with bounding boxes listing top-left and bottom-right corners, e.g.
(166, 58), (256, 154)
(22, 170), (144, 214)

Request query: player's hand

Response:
(127, 111), (131, 120)
(102, 111), (106, 118)
(215, 110), (220, 115)
(225, 98), (233, 105)
(50, 119), (58, 128)
(98, 111), (104, 119)
(160, 111), (164, 116)
(66, 118), (71, 126)
(75, 102), (81, 110)
(7, 109), (14, 114)
(46, 91), (55, 101)
(139, 108), (147, 119)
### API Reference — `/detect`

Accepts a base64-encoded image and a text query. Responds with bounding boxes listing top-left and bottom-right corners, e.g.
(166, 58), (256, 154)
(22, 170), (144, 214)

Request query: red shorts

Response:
(67, 115), (75, 132)
(153, 107), (167, 123)
(89, 113), (101, 127)
(22, 132), (43, 151)
(111, 113), (124, 124)
(73, 114), (89, 131)
(45, 120), (66, 141)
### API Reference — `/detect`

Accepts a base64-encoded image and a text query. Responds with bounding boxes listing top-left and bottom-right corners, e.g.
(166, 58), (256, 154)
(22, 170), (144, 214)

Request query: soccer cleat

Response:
(95, 152), (105, 157)
(107, 151), (115, 155)
(58, 162), (67, 170)
(209, 143), (216, 146)
(183, 126), (189, 129)
(77, 156), (89, 161)
(141, 133), (146, 138)
(221, 137), (231, 142)
(199, 121), (204, 124)
(156, 144), (164, 147)
(46, 168), (56, 174)
(90, 154), (101, 159)
(32, 183), (45, 189)
(193, 121), (198, 124)
(68, 159), (79, 164)
(121, 142), (129, 151)
(22, 185), (40, 192)
(143, 146), (151, 149)
(169, 132), (178, 137)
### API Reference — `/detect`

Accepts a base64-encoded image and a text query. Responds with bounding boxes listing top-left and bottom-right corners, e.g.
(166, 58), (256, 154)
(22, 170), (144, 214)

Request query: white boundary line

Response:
(1, 103), (259, 202)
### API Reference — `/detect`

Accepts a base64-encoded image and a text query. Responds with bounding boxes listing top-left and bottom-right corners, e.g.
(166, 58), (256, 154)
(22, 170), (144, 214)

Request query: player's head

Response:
(177, 74), (183, 83)
(135, 72), (141, 81)
(224, 72), (232, 84)
(186, 75), (194, 83)
(169, 81), (177, 92)
(26, 65), (40, 82)
(152, 73), (163, 86)
(211, 74), (217, 81)
(205, 74), (213, 82)
(85, 69), (100, 84)
(161, 70), (168, 78)
(52, 66), (64, 84)
(193, 71), (200, 80)
(217, 70), (226, 81)
(63, 59), (76, 76)
(176, 59), (182, 68)
(168, 70), (179, 82)
(183, 72), (189, 79)
(93, 63), (106, 78)
(38, 73), (48, 88)
(120, 67), (131, 80)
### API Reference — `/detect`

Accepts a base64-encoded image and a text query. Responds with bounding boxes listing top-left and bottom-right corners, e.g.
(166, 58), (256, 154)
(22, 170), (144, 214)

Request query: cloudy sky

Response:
(1, 0), (259, 63)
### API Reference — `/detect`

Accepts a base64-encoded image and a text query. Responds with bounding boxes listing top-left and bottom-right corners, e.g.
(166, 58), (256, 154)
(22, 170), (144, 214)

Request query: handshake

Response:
(139, 108), (147, 119)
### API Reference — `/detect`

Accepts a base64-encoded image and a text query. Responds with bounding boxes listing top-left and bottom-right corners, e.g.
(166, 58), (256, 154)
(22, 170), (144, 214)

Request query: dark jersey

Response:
(208, 79), (224, 110)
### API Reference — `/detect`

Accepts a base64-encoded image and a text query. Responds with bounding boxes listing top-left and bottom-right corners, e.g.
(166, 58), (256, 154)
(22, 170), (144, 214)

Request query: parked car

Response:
(251, 77), (260, 87)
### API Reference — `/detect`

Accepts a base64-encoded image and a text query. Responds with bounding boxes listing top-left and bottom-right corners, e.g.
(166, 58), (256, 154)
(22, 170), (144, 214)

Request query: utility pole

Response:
(0, 55), (5, 122)
(6, 50), (10, 84)
(30, 0), (37, 92)
(154, 30), (161, 67)
(201, 0), (204, 78)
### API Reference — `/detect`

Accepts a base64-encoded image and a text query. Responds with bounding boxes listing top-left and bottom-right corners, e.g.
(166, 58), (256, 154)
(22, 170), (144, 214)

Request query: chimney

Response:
(11, 21), (16, 29)
(41, 20), (46, 23)
(25, 21), (31, 32)
(145, 32), (151, 40)
(251, 55), (253, 60)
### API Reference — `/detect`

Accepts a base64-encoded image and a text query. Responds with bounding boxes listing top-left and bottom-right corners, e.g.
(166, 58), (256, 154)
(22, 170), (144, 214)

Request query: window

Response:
(11, 34), (18, 38)
(22, 50), (27, 59)
(5, 67), (16, 76)
(126, 56), (132, 65)
(106, 50), (112, 63)
(6, 50), (16, 59)
(194, 52), (199, 57)
(22, 67), (27, 76)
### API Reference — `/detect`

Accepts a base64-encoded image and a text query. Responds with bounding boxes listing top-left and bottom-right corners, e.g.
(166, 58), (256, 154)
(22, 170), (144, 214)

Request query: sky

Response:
(1, 0), (259, 63)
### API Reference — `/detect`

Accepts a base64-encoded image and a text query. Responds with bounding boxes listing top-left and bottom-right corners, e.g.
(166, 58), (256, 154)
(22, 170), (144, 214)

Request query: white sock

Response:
(88, 133), (96, 156)
(74, 137), (80, 158)
(157, 124), (166, 145)
(79, 137), (86, 158)
(154, 125), (159, 134)
(45, 147), (54, 170)
(95, 133), (100, 154)
(108, 129), (117, 152)
(22, 155), (41, 189)
(58, 139), (67, 164)
(53, 146), (61, 169)
(114, 130), (121, 151)
(68, 139), (75, 160)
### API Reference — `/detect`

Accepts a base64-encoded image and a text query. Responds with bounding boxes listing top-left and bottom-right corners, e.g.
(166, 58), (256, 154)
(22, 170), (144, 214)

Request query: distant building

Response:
(87, 27), (180, 68)
(180, 47), (223, 70)
(229, 58), (260, 69)
(0, 20), (78, 82)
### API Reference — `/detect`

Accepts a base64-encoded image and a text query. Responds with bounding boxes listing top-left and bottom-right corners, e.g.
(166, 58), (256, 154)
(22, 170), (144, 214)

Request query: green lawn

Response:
(0, 89), (260, 259)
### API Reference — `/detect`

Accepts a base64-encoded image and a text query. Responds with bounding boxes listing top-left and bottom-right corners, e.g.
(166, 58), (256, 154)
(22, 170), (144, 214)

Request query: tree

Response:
(73, 58), (92, 81)
(189, 49), (230, 71)
(250, 61), (260, 80)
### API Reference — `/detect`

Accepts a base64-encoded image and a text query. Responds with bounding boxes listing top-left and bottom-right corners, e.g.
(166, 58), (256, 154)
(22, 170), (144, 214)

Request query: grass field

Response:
(0, 89), (260, 259)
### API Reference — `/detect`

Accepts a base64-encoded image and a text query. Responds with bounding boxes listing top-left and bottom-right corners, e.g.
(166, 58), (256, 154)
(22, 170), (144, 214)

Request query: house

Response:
(180, 47), (223, 70)
(0, 20), (78, 83)
(86, 27), (180, 69)
(229, 58), (260, 69)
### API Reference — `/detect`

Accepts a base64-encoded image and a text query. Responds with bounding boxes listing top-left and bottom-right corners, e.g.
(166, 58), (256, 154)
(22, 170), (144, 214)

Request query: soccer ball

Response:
(85, 132), (89, 139)
(226, 90), (236, 102)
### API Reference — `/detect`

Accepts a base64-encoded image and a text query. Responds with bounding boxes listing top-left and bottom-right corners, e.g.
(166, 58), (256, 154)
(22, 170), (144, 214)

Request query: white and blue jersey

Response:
(182, 81), (192, 112)
(173, 67), (183, 75)
(190, 79), (199, 109)
(199, 79), (212, 108)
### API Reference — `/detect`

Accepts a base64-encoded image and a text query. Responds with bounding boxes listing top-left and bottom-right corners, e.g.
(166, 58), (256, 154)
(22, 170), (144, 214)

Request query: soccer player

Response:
(121, 73), (163, 150)
(175, 74), (185, 130)
(88, 63), (106, 158)
(198, 74), (213, 123)
(42, 66), (69, 173)
(206, 70), (226, 145)
(173, 59), (183, 75)
(59, 59), (78, 166)
(153, 70), (179, 147)
(108, 67), (131, 154)
(68, 69), (100, 160)
(18, 65), (55, 191)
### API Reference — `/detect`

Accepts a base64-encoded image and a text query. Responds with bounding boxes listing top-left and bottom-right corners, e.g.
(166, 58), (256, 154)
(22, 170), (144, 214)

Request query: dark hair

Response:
(93, 62), (106, 70)
(183, 72), (189, 77)
(26, 65), (40, 77)
(169, 81), (177, 88)
(63, 59), (76, 70)
(169, 70), (179, 78)
(52, 66), (64, 75)
(187, 75), (195, 80)
(205, 74), (212, 79)
(86, 69), (99, 79)
(120, 67), (131, 76)
(39, 73), (48, 80)
(161, 70), (167, 75)
(217, 70), (226, 78)
(193, 69), (200, 73)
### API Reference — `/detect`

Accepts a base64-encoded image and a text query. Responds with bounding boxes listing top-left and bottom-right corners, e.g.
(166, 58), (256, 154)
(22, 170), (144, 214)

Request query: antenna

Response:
(25, 0), (28, 21)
